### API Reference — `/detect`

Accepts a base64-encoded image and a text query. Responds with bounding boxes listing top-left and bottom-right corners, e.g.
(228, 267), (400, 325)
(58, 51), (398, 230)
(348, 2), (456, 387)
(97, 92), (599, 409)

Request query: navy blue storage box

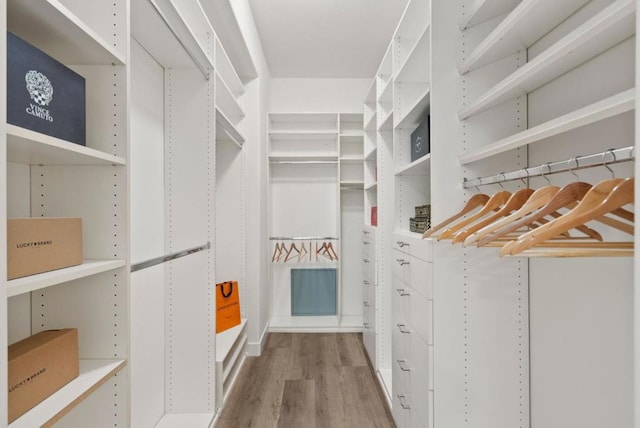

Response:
(7, 32), (86, 146)
(410, 115), (430, 162)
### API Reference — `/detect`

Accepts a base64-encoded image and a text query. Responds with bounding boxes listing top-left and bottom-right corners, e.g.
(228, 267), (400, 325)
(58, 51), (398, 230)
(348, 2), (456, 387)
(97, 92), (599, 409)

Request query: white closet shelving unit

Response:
(2, 0), (129, 426)
(366, 0), (636, 427)
(129, 0), (249, 426)
(212, 27), (248, 413)
(268, 112), (363, 332)
(431, 0), (635, 427)
(362, 1), (434, 424)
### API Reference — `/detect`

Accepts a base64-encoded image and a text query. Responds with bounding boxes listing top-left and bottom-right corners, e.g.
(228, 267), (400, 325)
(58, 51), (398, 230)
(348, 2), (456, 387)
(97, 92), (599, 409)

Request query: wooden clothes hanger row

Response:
(421, 176), (634, 257)
(271, 239), (339, 263)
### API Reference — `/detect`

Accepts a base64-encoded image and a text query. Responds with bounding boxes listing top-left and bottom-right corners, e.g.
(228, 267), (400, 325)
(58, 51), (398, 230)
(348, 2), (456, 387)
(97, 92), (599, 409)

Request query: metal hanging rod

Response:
(463, 146), (635, 188)
(270, 160), (338, 165)
(269, 236), (339, 241)
(131, 242), (211, 273)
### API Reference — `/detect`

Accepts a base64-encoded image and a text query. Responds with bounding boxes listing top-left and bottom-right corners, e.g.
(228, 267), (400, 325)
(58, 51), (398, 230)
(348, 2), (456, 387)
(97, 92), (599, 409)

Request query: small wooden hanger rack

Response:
(270, 237), (339, 263)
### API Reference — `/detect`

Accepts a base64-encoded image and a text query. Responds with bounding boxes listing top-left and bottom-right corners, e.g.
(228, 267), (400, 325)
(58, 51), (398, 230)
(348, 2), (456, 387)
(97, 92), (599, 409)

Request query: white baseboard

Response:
(247, 321), (269, 356)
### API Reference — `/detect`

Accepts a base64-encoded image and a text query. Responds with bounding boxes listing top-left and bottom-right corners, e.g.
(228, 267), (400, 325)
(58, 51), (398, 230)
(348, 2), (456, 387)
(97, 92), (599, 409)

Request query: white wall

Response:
(270, 78), (371, 112)
(230, 0), (272, 355)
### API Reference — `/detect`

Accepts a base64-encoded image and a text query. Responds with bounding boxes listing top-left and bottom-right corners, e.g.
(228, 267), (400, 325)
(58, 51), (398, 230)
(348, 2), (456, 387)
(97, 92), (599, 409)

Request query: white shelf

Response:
(365, 79), (377, 104)
(364, 113), (377, 132)
(215, 38), (244, 96)
(395, 154), (431, 176)
(216, 72), (245, 121)
(269, 131), (338, 141)
(378, 111), (394, 131)
(270, 113), (338, 125)
(378, 79), (394, 105)
(130, 0), (212, 75)
(459, 0), (521, 30)
(459, 0), (591, 74)
(7, 0), (126, 65)
(216, 319), (247, 362)
(10, 359), (127, 428)
(7, 125), (127, 166)
(395, 86), (431, 130)
(459, 88), (635, 164)
(199, 0), (258, 79)
(458, 0), (636, 120)
(269, 155), (339, 163)
(216, 107), (245, 148)
(340, 156), (365, 163)
(340, 131), (364, 138)
(393, 229), (425, 240)
(365, 147), (378, 161)
(365, 182), (378, 191)
(341, 181), (365, 190)
(155, 414), (214, 428)
(8, 259), (126, 298)
(395, 24), (430, 83)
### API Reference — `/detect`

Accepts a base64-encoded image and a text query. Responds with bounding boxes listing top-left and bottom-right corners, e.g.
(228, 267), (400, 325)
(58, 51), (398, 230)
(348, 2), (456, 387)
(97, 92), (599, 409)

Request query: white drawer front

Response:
(409, 256), (433, 300)
(392, 249), (411, 284)
(410, 290), (433, 345)
(393, 233), (433, 261)
(411, 334), (430, 428)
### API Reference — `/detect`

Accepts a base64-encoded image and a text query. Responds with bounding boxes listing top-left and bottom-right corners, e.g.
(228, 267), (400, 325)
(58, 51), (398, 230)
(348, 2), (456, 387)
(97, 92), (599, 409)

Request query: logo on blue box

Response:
(25, 70), (54, 122)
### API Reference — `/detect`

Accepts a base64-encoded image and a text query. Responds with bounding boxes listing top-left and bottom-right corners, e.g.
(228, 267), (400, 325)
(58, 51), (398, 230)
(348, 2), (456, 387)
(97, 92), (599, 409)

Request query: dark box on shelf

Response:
(7, 218), (83, 280)
(8, 329), (79, 423)
(415, 204), (431, 218)
(410, 115), (430, 162)
(7, 32), (86, 146)
(410, 217), (431, 234)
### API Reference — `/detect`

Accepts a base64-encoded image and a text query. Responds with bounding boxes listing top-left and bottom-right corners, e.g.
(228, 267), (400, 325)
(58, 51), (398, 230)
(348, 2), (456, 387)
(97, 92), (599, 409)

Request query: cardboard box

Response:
(7, 32), (86, 146)
(8, 329), (79, 423)
(410, 115), (430, 162)
(8, 218), (83, 280)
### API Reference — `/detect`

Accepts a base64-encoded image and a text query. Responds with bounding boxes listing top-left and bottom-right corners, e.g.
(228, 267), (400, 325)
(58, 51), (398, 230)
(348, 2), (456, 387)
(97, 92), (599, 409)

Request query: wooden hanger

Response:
(502, 178), (634, 256)
(271, 242), (282, 262)
(438, 191), (511, 240)
(285, 242), (301, 262)
(326, 242), (339, 260)
(422, 193), (489, 238)
(465, 185), (560, 246)
(452, 188), (534, 244)
(297, 242), (308, 262)
(482, 181), (606, 246)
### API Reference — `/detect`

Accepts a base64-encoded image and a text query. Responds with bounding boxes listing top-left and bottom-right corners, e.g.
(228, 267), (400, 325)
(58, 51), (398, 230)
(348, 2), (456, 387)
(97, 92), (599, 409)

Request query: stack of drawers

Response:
(391, 233), (433, 428)
(362, 226), (377, 366)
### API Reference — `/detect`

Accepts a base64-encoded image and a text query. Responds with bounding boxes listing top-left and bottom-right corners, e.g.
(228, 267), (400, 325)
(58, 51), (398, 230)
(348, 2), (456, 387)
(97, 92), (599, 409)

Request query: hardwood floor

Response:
(215, 333), (396, 428)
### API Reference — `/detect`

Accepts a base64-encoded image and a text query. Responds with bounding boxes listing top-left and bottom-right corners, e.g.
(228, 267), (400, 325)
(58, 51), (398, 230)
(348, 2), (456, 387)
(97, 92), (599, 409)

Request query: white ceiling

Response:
(248, 0), (410, 78)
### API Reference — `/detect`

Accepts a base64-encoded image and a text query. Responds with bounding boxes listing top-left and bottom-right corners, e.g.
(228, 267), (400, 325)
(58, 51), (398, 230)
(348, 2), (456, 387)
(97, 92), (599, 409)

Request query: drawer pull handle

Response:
(396, 259), (410, 266)
(363, 280), (371, 285)
(364, 322), (371, 329)
(397, 359), (411, 372)
(397, 394), (411, 410)
(364, 231), (370, 235)
(396, 323), (411, 334)
(363, 259), (371, 263)
(396, 241), (409, 248)
(396, 288), (410, 296)
(363, 301), (370, 307)
(363, 241), (370, 245)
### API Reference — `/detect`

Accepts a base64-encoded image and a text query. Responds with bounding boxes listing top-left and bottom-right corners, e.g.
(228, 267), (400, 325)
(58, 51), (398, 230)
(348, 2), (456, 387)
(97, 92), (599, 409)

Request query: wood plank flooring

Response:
(215, 333), (395, 428)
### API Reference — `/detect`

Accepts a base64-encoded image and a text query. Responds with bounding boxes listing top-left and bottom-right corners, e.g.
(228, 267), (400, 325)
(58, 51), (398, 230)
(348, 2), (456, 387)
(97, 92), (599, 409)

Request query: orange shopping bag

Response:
(216, 281), (241, 333)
